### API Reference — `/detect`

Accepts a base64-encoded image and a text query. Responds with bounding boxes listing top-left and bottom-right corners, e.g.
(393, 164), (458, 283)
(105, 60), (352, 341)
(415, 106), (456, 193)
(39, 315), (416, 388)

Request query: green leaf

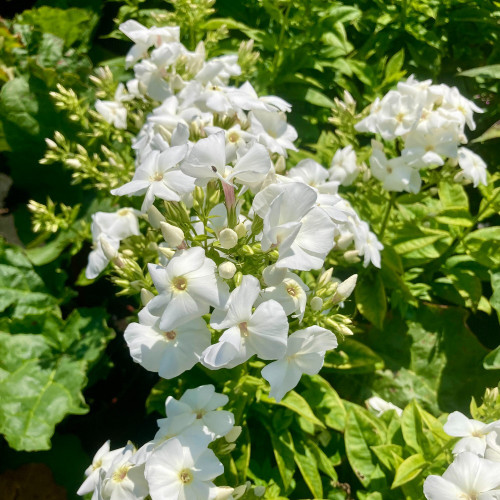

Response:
(371, 444), (403, 471)
(489, 272), (500, 321)
(458, 64), (500, 79)
(269, 429), (296, 491)
(345, 406), (387, 488)
(384, 49), (405, 80)
(16, 6), (98, 49)
(438, 182), (469, 210)
(472, 121), (500, 143)
(393, 234), (447, 255)
(0, 240), (59, 318)
(355, 272), (386, 329)
(0, 308), (112, 451)
(304, 88), (335, 108)
(294, 437), (323, 499)
(465, 227), (500, 268)
(392, 453), (426, 489)
(0, 78), (39, 136)
(261, 390), (325, 429)
(484, 346), (500, 370)
(301, 375), (346, 431)
(324, 338), (384, 374)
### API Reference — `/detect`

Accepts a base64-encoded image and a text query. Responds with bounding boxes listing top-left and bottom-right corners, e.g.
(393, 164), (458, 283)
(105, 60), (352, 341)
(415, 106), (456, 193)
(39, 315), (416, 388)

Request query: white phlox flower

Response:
(457, 147), (488, 187)
(423, 452), (500, 500)
(249, 109), (298, 157)
(204, 124), (256, 163)
(329, 146), (360, 186)
(162, 384), (235, 439)
(86, 209), (140, 279)
(261, 326), (338, 402)
(259, 271), (309, 320)
(202, 275), (288, 369)
(366, 396), (403, 417)
(95, 84), (128, 129)
(288, 159), (339, 194)
(77, 440), (124, 495)
(444, 411), (500, 456)
(111, 145), (195, 211)
(145, 435), (223, 500)
(124, 307), (211, 379)
(256, 182), (336, 271)
(181, 131), (271, 188)
(99, 443), (149, 500)
(225, 81), (292, 112)
(146, 246), (229, 331)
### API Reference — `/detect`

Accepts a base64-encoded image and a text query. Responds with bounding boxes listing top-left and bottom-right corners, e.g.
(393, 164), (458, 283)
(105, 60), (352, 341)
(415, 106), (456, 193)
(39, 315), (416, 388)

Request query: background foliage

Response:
(0, 0), (499, 499)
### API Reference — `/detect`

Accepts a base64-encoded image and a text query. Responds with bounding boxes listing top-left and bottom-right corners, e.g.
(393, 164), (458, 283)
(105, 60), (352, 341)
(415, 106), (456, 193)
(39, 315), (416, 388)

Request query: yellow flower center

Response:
(172, 276), (188, 292)
(179, 469), (194, 484)
(112, 465), (130, 483)
(239, 322), (249, 336)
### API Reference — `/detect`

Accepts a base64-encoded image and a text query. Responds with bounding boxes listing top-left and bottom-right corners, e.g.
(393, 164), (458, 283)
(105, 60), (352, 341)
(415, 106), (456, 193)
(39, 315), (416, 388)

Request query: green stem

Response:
(378, 193), (396, 240)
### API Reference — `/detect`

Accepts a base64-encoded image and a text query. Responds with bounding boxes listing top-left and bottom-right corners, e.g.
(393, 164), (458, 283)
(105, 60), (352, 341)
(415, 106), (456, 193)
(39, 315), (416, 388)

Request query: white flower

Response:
(329, 146), (360, 186)
(423, 452), (500, 500)
(249, 109), (298, 157)
(99, 444), (149, 500)
(181, 131), (271, 188)
(95, 84), (128, 129)
(261, 326), (338, 402)
(111, 146), (194, 212)
(331, 274), (358, 304)
(202, 275), (288, 369)
(145, 436), (223, 500)
(259, 271), (309, 320)
(77, 441), (123, 495)
(288, 159), (339, 194)
(457, 147), (488, 187)
(444, 411), (500, 456)
(369, 140), (421, 193)
(162, 385), (235, 439)
(124, 308), (211, 379)
(257, 182), (335, 271)
(147, 247), (229, 331)
(485, 432), (500, 462)
(366, 396), (403, 417)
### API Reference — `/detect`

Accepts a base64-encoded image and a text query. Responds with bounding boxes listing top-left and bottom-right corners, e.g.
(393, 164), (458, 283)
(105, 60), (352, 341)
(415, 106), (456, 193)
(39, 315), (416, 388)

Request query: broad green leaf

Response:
(262, 391), (325, 429)
(304, 88), (335, 108)
(392, 454), (426, 489)
(324, 338), (384, 374)
(484, 346), (500, 370)
(393, 234), (447, 255)
(459, 64), (500, 79)
(309, 440), (338, 480)
(0, 308), (112, 451)
(0, 78), (39, 136)
(294, 437), (323, 499)
(371, 444), (404, 471)
(490, 272), (500, 320)
(345, 406), (387, 487)
(269, 429), (296, 491)
(472, 121), (500, 143)
(355, 272), (386, 329)
(384, 49), (405, 80)
(438, 182), (469, 210)
(464, 227), (500, 268)
(301, 375), (346, 431)
(0, 240), (58, 318)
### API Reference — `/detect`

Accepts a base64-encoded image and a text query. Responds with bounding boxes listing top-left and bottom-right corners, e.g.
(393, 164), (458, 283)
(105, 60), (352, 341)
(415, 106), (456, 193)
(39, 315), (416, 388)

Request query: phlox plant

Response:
(35, 13), (500, 500)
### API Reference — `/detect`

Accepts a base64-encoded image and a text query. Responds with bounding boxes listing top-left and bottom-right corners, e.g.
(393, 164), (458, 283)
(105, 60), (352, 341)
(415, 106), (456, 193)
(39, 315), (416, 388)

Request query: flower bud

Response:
(100, 237), (118, 261)
(147, 206), (165, 229)
(140, 288), (154, 306)
(254, 486), (266, 497)
(318, 268), (333, 287)
(219, 228), (238, 249)
(332, 274), (357, 304)
(224, 425), (242, 443)
(219, 261), (236, 279)
(310, 296), (323, 311)
(122, 249), (134, 257)
(66, 158), (81, 168)
(45, 138), (57, 149)
(232, 484), (249, 499)
(337, 323), (354, 336)
(160, 221), (184, 248)
(343, 249), (360, 263)
(275, 155), (286, 173)
(158, 246), (176, 259)
(263, 264), (287, 286)
(215, 487), (235, 500)
(234, 222), (247, 239)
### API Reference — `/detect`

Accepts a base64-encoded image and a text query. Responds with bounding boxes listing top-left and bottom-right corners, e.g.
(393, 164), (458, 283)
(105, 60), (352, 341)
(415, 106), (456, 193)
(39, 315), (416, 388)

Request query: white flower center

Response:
(164, 330), (177, 340)
(172, 276), (188, 292)
(112, 465), (130, 483)
(179, 469), (194, 484)
(151, 172), (164, 182)
(239, 322), (249, 336)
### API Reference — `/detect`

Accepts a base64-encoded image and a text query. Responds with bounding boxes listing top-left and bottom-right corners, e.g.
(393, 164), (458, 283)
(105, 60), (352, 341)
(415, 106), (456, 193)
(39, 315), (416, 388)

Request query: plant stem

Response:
(378, 192), (396, 240)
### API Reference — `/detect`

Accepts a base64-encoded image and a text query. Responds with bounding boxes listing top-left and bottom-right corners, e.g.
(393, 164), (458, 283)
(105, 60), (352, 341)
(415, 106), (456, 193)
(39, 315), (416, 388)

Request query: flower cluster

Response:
(84, 20), (383, 402)
(356, 76), (487, 192)
(77, 384), (258, 500)
(424, 411), (500, 499)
